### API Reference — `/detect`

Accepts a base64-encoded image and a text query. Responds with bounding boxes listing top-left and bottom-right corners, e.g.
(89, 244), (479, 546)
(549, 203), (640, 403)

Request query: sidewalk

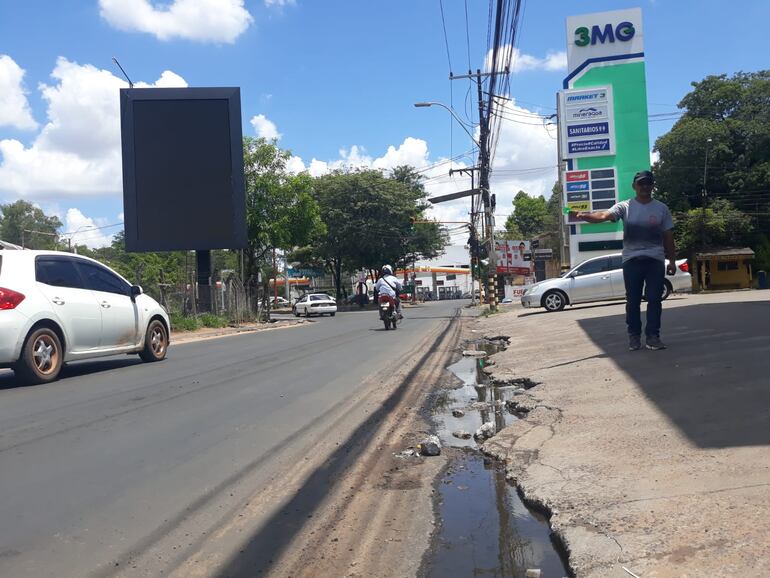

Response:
(171, 318), (307, 344)
(475, 291), (770, 577)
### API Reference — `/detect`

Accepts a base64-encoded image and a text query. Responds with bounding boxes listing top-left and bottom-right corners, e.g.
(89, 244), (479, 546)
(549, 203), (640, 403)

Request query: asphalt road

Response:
(0, 300), (465, 577)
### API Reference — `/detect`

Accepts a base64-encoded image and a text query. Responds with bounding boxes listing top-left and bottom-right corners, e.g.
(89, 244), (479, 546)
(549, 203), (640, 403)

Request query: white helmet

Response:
(381, 265), (393, 276)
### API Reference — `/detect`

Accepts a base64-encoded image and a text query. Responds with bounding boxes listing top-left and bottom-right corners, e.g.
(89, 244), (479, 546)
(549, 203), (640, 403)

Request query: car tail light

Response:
(678, 262), (689, 273)
(0, 287), (25, 310)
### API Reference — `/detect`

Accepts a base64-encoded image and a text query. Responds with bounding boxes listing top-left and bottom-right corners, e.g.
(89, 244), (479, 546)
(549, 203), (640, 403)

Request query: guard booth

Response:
(694, 248), (755, 290)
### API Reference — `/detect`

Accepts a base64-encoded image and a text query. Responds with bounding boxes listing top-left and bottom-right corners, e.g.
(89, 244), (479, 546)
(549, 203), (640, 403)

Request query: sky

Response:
(1, 0), (769, 249)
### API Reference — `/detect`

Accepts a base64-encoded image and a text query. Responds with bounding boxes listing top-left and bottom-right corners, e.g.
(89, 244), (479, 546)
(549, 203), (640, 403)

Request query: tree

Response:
(673, 199), (754, 259)
(653, 71), (770, 250)
(242, 137), (325, 288)
(504, 191), (549, 239)
(312, 168), (448, 297)
(0, 200), (62, 249)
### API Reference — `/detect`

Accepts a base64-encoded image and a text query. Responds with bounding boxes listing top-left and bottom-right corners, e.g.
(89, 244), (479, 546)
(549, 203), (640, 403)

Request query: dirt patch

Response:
(162, 308), (464, 578)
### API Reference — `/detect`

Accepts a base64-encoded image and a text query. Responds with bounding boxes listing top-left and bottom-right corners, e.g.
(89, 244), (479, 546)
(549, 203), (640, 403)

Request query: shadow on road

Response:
(210, 312), (459, 577)
(577, 300), (770, 448)
(0, 358), (143, 390)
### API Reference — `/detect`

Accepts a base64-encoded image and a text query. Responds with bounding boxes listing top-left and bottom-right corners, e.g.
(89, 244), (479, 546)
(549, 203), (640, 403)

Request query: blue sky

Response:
(1, 0), (768, 248)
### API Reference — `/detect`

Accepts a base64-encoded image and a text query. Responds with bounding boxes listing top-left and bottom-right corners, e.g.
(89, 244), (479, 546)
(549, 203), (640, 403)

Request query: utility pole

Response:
(476, 68), (498, 311)
(701, 138), (713, 249)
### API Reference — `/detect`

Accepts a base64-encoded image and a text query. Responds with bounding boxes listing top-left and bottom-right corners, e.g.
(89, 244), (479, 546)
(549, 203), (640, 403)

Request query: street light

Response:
(413, 102), (480, 147)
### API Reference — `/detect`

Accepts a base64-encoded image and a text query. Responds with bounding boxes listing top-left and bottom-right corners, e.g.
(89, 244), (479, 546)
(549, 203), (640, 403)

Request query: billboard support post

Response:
(196, 250), (212, 313)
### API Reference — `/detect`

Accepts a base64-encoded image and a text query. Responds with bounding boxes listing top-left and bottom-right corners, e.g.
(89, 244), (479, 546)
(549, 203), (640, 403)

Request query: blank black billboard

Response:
(120, 87), (246, 252)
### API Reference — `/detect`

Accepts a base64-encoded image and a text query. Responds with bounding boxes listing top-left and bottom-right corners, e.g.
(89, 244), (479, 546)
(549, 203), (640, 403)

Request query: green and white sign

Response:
(559, 7), (650, 267)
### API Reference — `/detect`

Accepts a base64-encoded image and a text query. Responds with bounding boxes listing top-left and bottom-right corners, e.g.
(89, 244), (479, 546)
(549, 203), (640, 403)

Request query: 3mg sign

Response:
(566, 8), (643, 74)
(574, 21), (635, 47)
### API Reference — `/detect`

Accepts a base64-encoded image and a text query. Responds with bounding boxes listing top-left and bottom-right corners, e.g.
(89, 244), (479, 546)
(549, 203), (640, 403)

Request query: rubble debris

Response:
(417, 435), (442, 456)
(474, 422), (496, 441)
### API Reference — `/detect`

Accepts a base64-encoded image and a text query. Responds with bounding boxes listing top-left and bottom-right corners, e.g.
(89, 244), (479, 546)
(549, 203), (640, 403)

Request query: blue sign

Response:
(568, 139), (611, 154)
(566, 181), (589, 192)
(567, 122), (609, 138)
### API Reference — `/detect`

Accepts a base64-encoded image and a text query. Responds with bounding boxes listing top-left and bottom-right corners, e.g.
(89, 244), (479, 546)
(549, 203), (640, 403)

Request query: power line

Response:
(438, 0), (453, 72)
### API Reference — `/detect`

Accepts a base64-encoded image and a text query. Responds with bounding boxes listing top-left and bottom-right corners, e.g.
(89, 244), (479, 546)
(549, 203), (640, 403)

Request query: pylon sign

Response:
(559, 7), (650, 266)
(559, 86), (616, 158)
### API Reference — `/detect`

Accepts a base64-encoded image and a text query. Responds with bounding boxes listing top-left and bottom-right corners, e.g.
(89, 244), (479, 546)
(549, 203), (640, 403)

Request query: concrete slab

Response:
(475, 291), (770, 577)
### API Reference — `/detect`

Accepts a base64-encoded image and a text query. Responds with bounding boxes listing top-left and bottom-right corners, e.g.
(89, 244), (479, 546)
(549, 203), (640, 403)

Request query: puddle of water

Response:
(425, 452), (570, 578)
(425, 339), (570, 578)
(433, 342), (522, 449)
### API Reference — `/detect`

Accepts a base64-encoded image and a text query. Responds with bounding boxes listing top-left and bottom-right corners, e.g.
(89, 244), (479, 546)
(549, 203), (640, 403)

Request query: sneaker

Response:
(628, 335), (642, 351)
(645, 336), (667, 350)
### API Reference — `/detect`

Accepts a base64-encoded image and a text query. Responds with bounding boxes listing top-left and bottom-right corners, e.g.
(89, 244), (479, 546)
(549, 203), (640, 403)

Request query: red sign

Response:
(566, 171), (589, 182)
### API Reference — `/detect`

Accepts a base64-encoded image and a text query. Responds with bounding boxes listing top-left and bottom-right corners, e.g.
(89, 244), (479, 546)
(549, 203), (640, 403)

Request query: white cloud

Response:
(425, 100), (558, 227)
(285, 155), (306, 175)
(63, 208), (116, 249)
(250, 114), (281, 140)
(486, 45), (567, 73)
(0, 58), (187, 199)
(99, 0), (253, 43)
(0, 55), (38, 130)
(650, 150), (660, 166)
(264, 0), (295, 6)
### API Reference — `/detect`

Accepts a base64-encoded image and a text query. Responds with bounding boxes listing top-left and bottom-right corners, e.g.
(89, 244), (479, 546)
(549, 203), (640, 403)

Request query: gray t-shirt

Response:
(609, 198), (673, 262)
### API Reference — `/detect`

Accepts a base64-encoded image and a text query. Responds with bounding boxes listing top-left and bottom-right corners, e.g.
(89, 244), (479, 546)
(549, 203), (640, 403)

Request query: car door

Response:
(296, 295), (308, 314)
(608, 255), (626, 298)
(569, 257), (613, 303)
(74, 260), (140, 349)
(35, 256), (102, 352)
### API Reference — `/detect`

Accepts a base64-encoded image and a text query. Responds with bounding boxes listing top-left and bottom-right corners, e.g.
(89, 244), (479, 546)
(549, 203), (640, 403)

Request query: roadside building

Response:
(694, 248), (755, 290)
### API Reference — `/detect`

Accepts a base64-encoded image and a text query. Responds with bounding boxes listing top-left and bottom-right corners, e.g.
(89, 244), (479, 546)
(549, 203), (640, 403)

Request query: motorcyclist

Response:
(374, 265), (403, 318)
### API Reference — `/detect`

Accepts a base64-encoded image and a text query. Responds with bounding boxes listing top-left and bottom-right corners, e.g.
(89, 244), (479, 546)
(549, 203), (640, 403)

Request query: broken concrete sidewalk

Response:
(474, 291), (770, 577)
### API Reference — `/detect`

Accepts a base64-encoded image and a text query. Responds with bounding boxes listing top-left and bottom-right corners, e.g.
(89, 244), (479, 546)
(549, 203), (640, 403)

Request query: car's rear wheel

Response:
(16, 327), (63, 384)
(543, 290), (566, 312)
(139, 319), (168, 362)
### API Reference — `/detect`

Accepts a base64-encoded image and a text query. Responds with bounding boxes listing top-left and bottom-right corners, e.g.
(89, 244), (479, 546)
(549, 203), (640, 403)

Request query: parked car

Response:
(0, 250), (170, 384)
(293, 293), (337, 317)
(501, 297), (514, 304)
(270, 296), (290, 308)
(520, 253), (691, 312)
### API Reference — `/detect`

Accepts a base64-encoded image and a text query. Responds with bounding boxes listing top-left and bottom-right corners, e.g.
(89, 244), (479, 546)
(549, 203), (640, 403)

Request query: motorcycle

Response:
(378, 295), (399, 330)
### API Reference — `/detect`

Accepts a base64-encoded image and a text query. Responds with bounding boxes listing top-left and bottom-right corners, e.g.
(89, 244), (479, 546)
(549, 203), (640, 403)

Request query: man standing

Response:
(572, 170), (677, 351)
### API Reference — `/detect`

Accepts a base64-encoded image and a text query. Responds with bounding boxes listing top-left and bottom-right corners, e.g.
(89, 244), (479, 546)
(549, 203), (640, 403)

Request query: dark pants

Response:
(622, 257), (665, 338)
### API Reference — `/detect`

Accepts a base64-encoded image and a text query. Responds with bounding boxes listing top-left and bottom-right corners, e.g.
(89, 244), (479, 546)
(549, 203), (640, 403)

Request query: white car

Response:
(521, 253), (692, 312)
(270, 296), (290, 308)
(0, 250), (171, 384)
(293, 293), (337, 317)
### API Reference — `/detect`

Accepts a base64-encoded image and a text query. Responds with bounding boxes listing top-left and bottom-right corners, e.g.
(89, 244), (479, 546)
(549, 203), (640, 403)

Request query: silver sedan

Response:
(521, 253), (692, 312)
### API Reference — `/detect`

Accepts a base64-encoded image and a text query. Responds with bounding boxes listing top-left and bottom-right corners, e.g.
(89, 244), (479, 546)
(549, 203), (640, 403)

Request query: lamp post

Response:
(413, 102), (479, 147)
(413, 99), (497, 311)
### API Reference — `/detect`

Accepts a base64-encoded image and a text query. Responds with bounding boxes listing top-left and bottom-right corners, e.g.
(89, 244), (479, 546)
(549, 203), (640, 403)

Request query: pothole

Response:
(424, 337), (570, 577)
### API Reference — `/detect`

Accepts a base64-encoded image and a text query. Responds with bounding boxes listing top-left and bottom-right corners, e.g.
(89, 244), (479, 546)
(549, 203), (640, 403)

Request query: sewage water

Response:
(424, 341), (570, 578)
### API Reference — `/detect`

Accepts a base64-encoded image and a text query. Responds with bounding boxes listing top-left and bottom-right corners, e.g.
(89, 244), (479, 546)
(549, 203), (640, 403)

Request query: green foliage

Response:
(0, 200), (62, 249)
(170, 312), (199, 331)
(197, 313), (229, 328)
(673, 199), (755, 258)
(242, 137), (325, 282)
(653, 71), (769, 247)
(311, 166), (448, 296)
(504, 190), (549, 239)
(752, 234), (770, 272)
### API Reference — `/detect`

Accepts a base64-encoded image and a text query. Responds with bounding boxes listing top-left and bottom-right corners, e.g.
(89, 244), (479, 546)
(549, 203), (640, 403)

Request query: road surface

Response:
(0, 300), (465, 577)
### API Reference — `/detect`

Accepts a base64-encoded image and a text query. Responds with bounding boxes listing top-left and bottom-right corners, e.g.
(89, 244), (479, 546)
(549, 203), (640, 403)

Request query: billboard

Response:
(559, 86), (616, 159)
(120, 87), (246, 252)
(563, 167), (617, 224)
(496, 240), (533, 275)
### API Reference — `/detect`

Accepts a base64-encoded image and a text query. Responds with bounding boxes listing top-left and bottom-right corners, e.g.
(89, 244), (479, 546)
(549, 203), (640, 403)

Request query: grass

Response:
(169, 312), (230, 332)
